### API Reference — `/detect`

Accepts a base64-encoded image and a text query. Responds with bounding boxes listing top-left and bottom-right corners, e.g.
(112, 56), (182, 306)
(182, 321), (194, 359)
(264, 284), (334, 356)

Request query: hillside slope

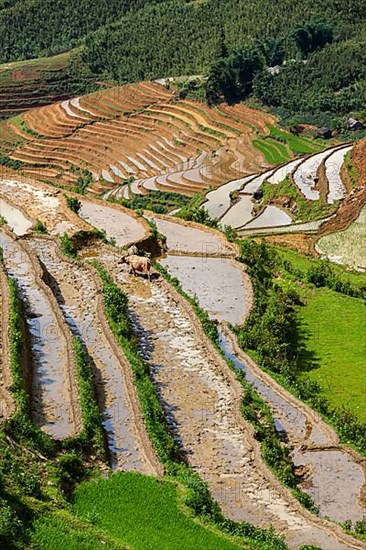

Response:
(0, 51), (97, 118)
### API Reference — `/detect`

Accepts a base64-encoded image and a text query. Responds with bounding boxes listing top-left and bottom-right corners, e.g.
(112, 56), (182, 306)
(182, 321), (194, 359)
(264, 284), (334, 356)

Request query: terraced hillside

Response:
(202, 142), (352, 237)
(0, 51), (96, 119)
(1, 174), (365, 549)
(1, 81), (278, 195)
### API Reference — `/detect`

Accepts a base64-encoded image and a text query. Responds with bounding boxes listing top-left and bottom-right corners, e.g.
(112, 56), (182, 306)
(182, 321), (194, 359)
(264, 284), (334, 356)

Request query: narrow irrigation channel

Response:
(27, 236), (159, 474)
(0, 230), (80, 438)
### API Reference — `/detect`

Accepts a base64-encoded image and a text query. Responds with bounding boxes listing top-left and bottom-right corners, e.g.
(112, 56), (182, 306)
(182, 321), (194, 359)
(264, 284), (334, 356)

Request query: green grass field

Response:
(72, 472), (246, 550)
(273, 244), (366, 422)
(268, 125), (324, 155)
(253, 138), (291, 164)
(298, 288), (366, 421)
(30, 514), (125, 550)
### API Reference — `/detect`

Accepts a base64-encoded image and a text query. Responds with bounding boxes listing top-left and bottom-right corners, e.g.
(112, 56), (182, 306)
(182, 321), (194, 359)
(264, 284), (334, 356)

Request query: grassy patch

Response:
(261, 175), (337, 221)
(29, 513), (124, 550)
(344, 151), (358, 188)
(73, 472), (245, 550)
(65, 337), (105, 457)
(298, 288), (366, 421)
(268, 125), (324, 155)
(253, 138), (291, 164)
(60, 232), (78, 258)
(33, 219), (48, 234)
(109, 190), (191, 215)
(12, 115), (45, 139)
(274, 244), (366, 289)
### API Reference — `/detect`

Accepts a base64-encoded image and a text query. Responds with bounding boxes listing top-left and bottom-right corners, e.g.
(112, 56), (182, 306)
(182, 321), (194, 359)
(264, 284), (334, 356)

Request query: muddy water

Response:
(220, 194), (254, 229)
(293, 147), (344, 200)
(160, 255), (250, 325)
(28, 238), (155, 473)
(244, 205), (292, 229)
(324, 146), (352, 204)
(219, 330), (366, 523)
(78, 200), (145, 247)
(120, 274), (359, 550)
(267, 158), (304, 184)
(203, 175), (255, 220)
(0, 231), (76, 438)
(150, 216), (233, 255)
(0, 197), (32, 235)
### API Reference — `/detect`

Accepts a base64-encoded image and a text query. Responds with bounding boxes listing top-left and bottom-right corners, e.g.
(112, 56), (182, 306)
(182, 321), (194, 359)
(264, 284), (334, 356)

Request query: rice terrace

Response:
(0, 1), (365, 549)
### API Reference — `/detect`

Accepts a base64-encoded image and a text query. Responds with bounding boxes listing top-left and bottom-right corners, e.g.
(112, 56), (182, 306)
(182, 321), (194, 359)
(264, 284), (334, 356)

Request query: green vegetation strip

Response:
(236, 240), (366, 457)
(108, 189), (191, 215)
(64, 338), (105, 457)
(344, 151), (357, 188)
(253, 138), (291, 164)
(261, 175), (337, 222)
(268, 126), (323, 155)
(92, 260), (286, 550)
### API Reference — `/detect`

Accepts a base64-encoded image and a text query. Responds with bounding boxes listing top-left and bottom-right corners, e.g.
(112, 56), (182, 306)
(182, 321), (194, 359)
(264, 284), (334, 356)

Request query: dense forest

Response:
(0, 0), (165, 61)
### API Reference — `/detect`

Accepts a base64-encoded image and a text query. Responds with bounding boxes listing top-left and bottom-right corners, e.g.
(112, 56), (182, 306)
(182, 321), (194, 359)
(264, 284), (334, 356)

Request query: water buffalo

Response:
(121, 254), (151, 281)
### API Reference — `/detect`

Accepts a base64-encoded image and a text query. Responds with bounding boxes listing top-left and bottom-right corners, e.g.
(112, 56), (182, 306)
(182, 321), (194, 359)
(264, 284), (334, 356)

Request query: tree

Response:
(292, 19), (334, 58)
(205, 57), (235, 105)
(257, 37), (285, 67)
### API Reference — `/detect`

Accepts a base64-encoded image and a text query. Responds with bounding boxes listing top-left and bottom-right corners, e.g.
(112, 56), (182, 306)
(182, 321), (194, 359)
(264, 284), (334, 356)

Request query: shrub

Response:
(0, 499), (22, 544)
(65, 196), (81, 214)
(33, 219), (48, 234)
(60, 233), (77, 258)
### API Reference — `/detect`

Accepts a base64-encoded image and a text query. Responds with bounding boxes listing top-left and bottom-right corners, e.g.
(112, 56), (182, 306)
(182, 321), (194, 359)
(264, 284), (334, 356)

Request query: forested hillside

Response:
(82, 0), (366, 82)
(0, 0), (165, 61)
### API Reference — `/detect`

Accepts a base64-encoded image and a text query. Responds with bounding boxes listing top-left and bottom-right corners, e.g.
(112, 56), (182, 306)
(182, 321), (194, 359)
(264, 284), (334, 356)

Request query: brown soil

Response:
(258, 233), (317, 255)
(6, 81), (276, 194)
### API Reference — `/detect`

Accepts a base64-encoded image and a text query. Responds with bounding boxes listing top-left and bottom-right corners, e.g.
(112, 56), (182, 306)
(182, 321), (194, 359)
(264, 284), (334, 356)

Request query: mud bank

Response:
(0, 230), (80, 438)
(28, 237), (160, 474)
(0, 261), (14, 420)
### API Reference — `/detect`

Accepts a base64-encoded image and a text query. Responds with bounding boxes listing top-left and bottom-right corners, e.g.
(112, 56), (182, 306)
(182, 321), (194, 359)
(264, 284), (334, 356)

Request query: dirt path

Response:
(0, 261), (14, 421)
(0, 229), (80, 438)
(101, 257), (364, 549)
(27, 236), (160, 474)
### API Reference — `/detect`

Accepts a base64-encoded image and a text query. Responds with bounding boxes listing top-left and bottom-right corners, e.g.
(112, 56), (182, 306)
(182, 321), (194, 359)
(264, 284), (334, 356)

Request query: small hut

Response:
(317, 127), (332, 139)
(347, 118), (364, 131)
